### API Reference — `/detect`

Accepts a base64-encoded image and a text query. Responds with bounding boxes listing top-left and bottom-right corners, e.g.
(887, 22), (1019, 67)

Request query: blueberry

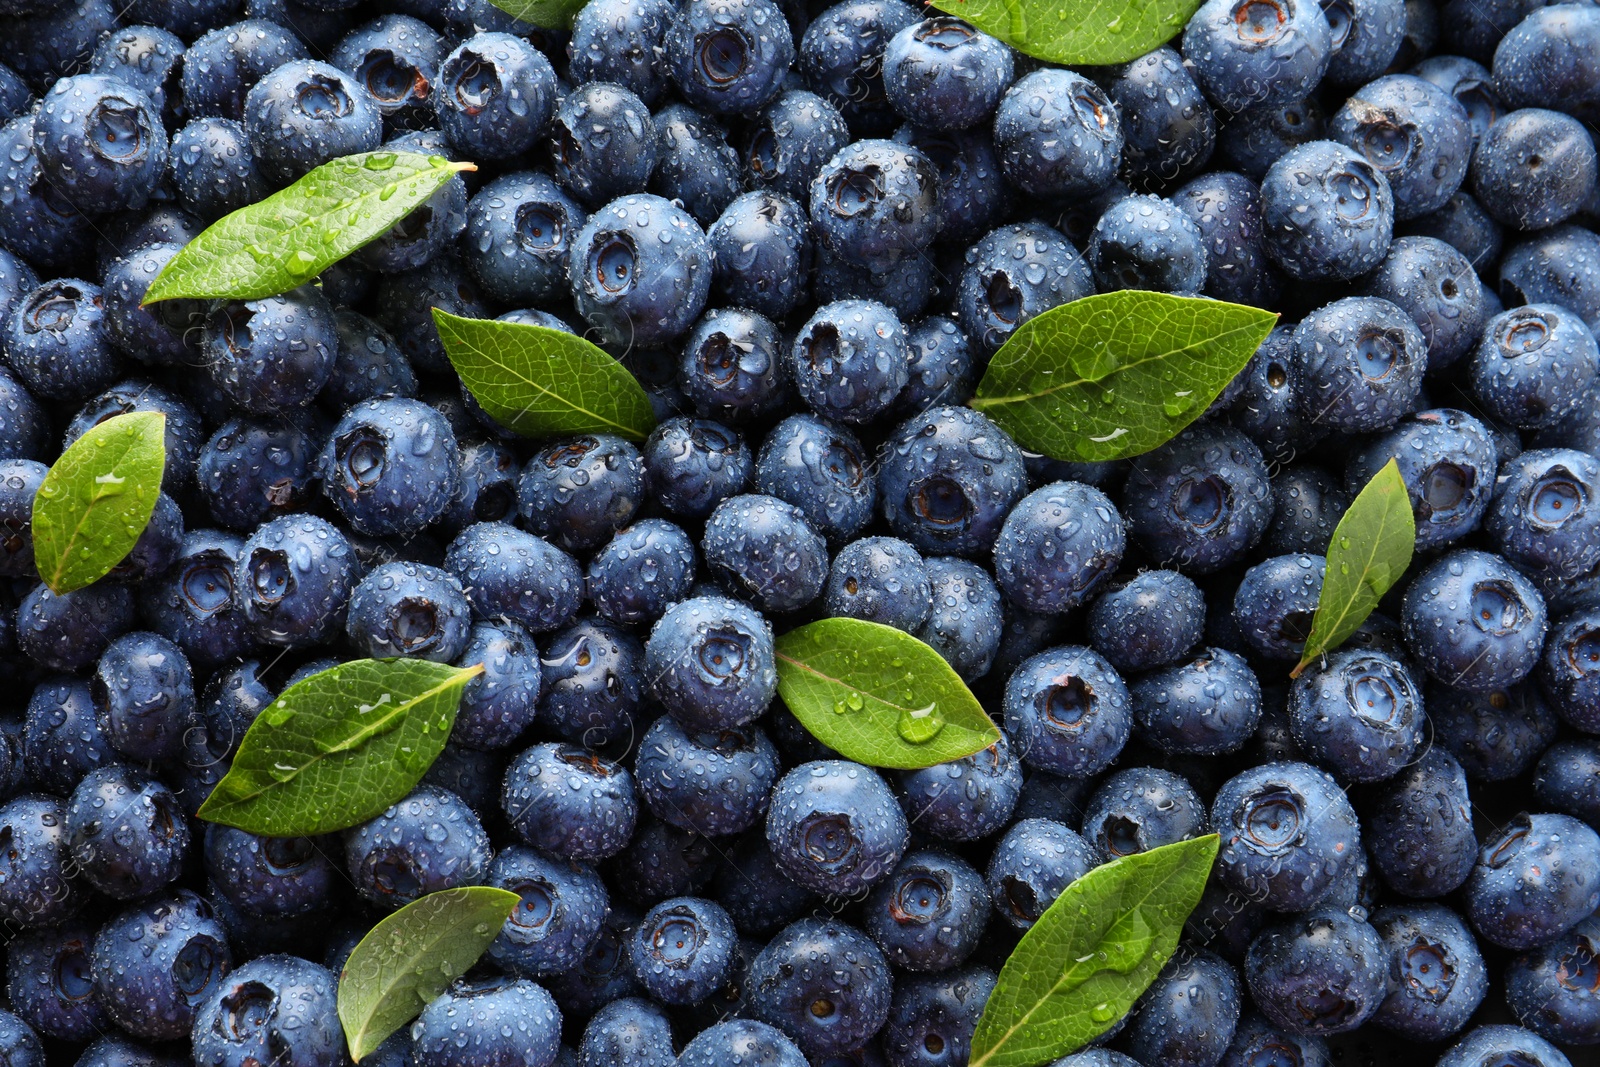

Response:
(243, 60), (381, 185)
(706, 192), (815, 323)
(1087, 194), (1209, 294)
(198, 418), (320, 530)
(1361, 237), (1488, 371)
(608, 815), (719, 905)
(576, 996), (673, 1067)
(0, 794), (83, 928)
(170, 116), (268, 222)
(880, 966), (996, 1067)
(807, 140), (939, 275)
(66, 380), (206, 497)
(203, 825), (333, 920)
(1217, 1016), (1329, 1067)
(787, 299), (910, 425)
(140, 530), (255, 670)
(1402, 548), (1548, 690)
(766, 759), (907, 896)
(411, 974), (562, 1067)
(1122, 424), (1274, 574)
(1261, 141), (1394, 282)
(446, 619), (539, 751)
(823, 536), (930, 632)
(190, 955), (341, 1067)
(89, 630), (196, 764)
(75, 1035), (181, 1067)
(568, 0), (676, 104)
(883, 18), (1012, 133)
(64, 765), (187, 900)
(1289, 649), (1425, 782)
(1134, 647), (1263, 756)
(1429, 680), (1559, 781)
(1219, 97), (1328, 180)
(0, 459), (43, 578)
(446, 438), (520, 529)
(1406, 185), (1512, 267)
(587, 520), (697, 628)
(5, 921), (107, 1042)
(569, 193), (712, 348)
(678, 1018), (807, 1067)
(1436, 1025), (1573, 1067)
(1172, 171), (1278, 306)
(1369, 902), (1488, 1041)
(345, 784), (490, 908)
(664, 0), (793, 116)
(0, 366), (45, 463)
(503, 742), (637, 863)
(1100, 46), (1217, 190)
(345, 560), (471, 661)
(516, 435), (645, 555)
(203, 287), (338, 414)
(1357, 747), (1477, 897)
(0, 117), (96, 275)
(537, 617), (646, 747)
(956, 220), (1093, 355)
(35, 75), (166, 214)
(896, 314), (976, 416)
(435, 32), (556, 160)
(643, 417), (752, 520)
(878, 406), (1027, 557)
(743, 89), (852, 200)
(1087, 570), (1206, 674)
(1505, 913), (1600, 1045)
(1184, 0), (1333, 112)
(1534, 739), (1600, 829)
(1465, 811), (1600, 949)
(624, 895), (734, 1006)
(1470, 303), (1599, 431)
(744, 917), (893, 1058)
(478, 844), (607, 980)
(548, 82), (657, 210)
(993, 68), (1121, 199)
(102, 246), (205, 371)
(329, 14), (445, 131)
(1233, 553), (1323, 661)
(91, 889), (231, 1041)
(182, 20), (308, 121)
(650, 103), (744, 227)
(798, 1), (919, 137)
(1003, 647), (1131, 778)
(461, 171), (587, 306)
(985, 818), (1095, 931)
(900, 734), (1023, 843)
(320, 397), (461, 537)
(917, 556), (1005, 680)
(236, 514), (355, 647)
(1244, 907), (1388, 1036)
(1499, 223), (1600, 335)
(1471, 108), (1598, 230)
(1329, 75), (1471, 223)
(1488, 448), (1600, 590)
(2, 279), (122, 404)
(1082, 767), (1208, 862)
(1321, 0), (1406, 84)
(636, 715), (778, 837)
(863, 849), (989, 973)
(1492, 3), (1600, 122)
(646, 594), (776, 731)
(1213, 760), (1362, 911)
(1291, 296), (1426, 432)
(1124, 951), (1242, 1067)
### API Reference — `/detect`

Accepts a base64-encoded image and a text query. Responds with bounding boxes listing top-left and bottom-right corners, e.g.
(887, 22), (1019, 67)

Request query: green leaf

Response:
(1292, 459), (1417, 678)
(434, 309), (657, 442)
(32, 411), (167, 594)
(198, 658), (484, 836)
(773, 618), (1001, 769)
(969, 292), (1277, 462)
(928, 0), (1202, 66)
(338, 886), (520, 1061)
(481, 0), (585, 29)
(141, 152), (474, 304)
(970, 835), (1220, 1067)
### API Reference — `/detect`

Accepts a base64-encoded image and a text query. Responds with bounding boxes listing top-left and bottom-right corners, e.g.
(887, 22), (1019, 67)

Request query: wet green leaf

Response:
(971, 835), (1220, 1067)
(481, 0), (586, 30)
(773, 618), (999, 769)
(338, 886), (520, 1061)
(142, 152), (474, 304)
(929, 0), (1203, 66)
(1292, 459), (1417, 678)
(32, 411), (166, 594)
(198, 658), (483, 836)
(434, 309), (657, 442)
(970, 292), (1276, 462)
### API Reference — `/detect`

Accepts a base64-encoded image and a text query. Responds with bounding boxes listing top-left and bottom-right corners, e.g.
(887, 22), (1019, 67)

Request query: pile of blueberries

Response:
(0, 0), (1599, 1064)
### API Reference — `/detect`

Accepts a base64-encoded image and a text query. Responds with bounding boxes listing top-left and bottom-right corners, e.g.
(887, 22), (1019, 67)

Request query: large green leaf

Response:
(929, 0), (1203, 66)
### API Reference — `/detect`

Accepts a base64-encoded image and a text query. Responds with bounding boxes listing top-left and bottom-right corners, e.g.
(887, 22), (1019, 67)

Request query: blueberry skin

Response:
(896, 314), (976, 417)
(864, 849), (989, 973)
(1534, 739), (1600, 829)
(75, 1034), (181, 1067)
(1329, 74), (1471, 223)
(2, 279), (122, 404)
(706, 192), (814, 323)
(678, 307), (788, 426)
(1357, 747), (1477, 897)
(993, 69), (1121, 198)
(203, 287), (338, 414)
(0, 365), (46, 463)
(0, 117), (96, 276)
(743, 89), (852, 201)
(1003, 647), (1131, 779)
(807, 139), (939, 275)
(461, 171), (586, 306)
(1134, 647), (1263, 757)
(0, 794), (83, 928)
(329, 14), (445, 131)
(1465, 811), (1600, 950)
(502, 742), (637, 863)
(5, 922), (108, 1042)
(1493, 3), (1600, 122)
(447, 438), (520, 529)
(64, 765), (187, 901)
(516, 434), (645, 555)
(1291, 296), (1426, 433)
(91, 629), (198, 765)
(1488, 449), (1600, 588)
(1087, 194), (1209, 294)
(1233, 553), (1324, 661)
(320, 397), (462, 537)
(0, 459), (43, 578)
(538, 618), (646, 748)
(1245, 908), (1388, 1036)
(788, 298), (910, 426)
(1506, 913), (1600, 1045)
(652, 103), (745, 228)
(190, 955), (341, 1067)
(198, 417), (319, 530)
(917, 556), (1004, 681)
(1082, 767), (1208, 863)
(900, 734), (1023, 843)
(484, 844), (607, 979)
(609, 815), (720, 905)
(434, 32), (556, 160)
(755, 414), (877, 545)
(647, 595), (776, 732)
(881, 966), (996, 1067)
(1437, 1025), (1573, 1067)
(878, 405), (1027, 558)
(1213, 760), (1362, 912)
(1472, 108), (1598, 230)
(587, 520), (697, 627)
(1100, 45), (1216, 190)
(91, 889), (232, 1041)
(1184, 0), (1332, 112)
(956, 220), (1093, 355)
(345, 561), (471, 661)
(411, 974), (562, 1067)
(1124, 951), (1241, 1067)
(993, 482), (1125, 615)
(102, 245), (204, 369)
(664, 0), (792, 116)
(1500, 224), (1600, 339)
(236, 514), (355, 648)
(824, 536), (930, 632)
(577, 996), (674, 1067)
(986, 818), (1095, 931)
(451, 619), (540, 751)
(24, 678), (115, 796)
(1261, 140), (1395, 282)
(1289, 649), (1425, 782)
(643, 417), (752, 520)
(181, 20), (308, 120)
(16, 581), (136, 674)
(1471, 303), (1599, 431)
(678, 1018), (807, 1067)
(1402, 548), (1548, 691)
(1361, 237), (1487, 372)
(243, 60), (381, 185)
(1122, 423), (1274, 575)
(704, 494), (827, 613)
(1217, 1016), (1329, 1067)
(203, 825), (333, 920)
(636, 715), (778, 838)
(1087, 570), (1206, 674)
(1540, 607), (1600, 732)
(626, 895), (736, 1006)
(798, 0), (919, 136)
(1368, 903), (1488, 1041)
(1172, 171), (1276, 307)
(34, 75), (166, 214)
(345, 784), (490, 909)
(1051, 1053), (1144, 1067)
(569, 193), (712, 348)
(766, 760), (908, 896)
(548, 82), (656, 210)
(744, 917), (893, 1058)
(1429, 680), (1559, 781)
(883, 18), (1012, 132)
(139, 530), (256, 670)
(568, 0), (676, 105)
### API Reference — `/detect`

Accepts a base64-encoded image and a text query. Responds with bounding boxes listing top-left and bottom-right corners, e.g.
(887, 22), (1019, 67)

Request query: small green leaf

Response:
(1292, 459), (1417, 678)
(928, 0), (1202, 66)
(32, 411), (167, 594)
(198, 658), (484, 836)
(142, 152), (475, 304)
(434, 309), (657, 442)
(481, 0), (586, 30)
(773, 618), (1000, 769)
(338, 886), (520, 1061)
(970, 292), (1276, 462)
(970, 835), (1220, 1067)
